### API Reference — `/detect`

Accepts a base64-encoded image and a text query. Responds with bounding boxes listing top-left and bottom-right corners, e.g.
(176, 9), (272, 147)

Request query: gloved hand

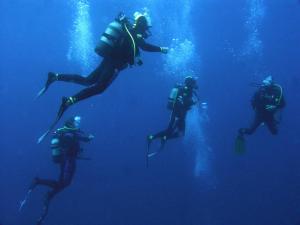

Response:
(88, 134), (95, 140)
(160, 47), (169, 54)
(177, 96), (184, 105)
(136, 58), (143, 66)
(265, 105), (276, 111)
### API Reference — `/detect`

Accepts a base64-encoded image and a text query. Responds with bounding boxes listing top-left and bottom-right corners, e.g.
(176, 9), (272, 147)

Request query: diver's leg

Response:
(167, 117), (186, 140)
(39, 60), (107, 98)
(56, 61), (107, 86)
(34, 178), (59, 189)
(36, 181), (61, 225)
(264, 115), (278, 135)
(59, 157), (76, 188)
(33, 159), (69, 191)
(148, 112), (176, 142)
(44, 159), (76, 203)
(151, 130), (169, 140)
(56, 63), (118, 118)
(54, 79), (111, 125)
(239, 113), (262, 136)
(35, 162), (68, 225)
(54, 59), (122, 124)
(36, 201), (49, 225)
(158, 114), (178, 148)
(71, 78), (113, 101)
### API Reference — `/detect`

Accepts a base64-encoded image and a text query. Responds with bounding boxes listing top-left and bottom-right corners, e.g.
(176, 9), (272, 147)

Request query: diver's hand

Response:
(265, 105), (276, 111)
(160, 47), (168, 54)
(177, 96), (184, 105)
(88, 134), (95, 140)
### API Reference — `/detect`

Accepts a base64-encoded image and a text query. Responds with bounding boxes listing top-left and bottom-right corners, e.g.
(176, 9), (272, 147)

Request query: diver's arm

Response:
(140, 41), (162, 52)
(137, 37), (163, 52)
(78, 131), (94, 142)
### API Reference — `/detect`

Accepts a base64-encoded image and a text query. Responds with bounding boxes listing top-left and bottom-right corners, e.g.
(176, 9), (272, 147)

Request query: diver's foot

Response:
(29, 177), (39, 191)
(45, 72), (58, 90)
(36, 72), (58, 98)
(147, 135), (154, 148)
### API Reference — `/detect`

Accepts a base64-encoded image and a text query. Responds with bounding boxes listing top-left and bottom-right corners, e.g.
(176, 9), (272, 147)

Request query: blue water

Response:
(1, 0), (300, 224)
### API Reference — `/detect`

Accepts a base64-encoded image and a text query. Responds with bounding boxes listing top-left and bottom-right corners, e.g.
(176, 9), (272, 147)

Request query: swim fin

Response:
(146, 135), (167, 166)
(37, 116), (60, 144)
(37, 122), (56, 144)
(19, 178), (38, 212)
(148, 152), (159, 158)
(37, 97), (71, 144)
(36, 72), (58, 99)
(146, 150), (159, 168)
(36, 194), (50, 225)
(235, 134), (246, 154)
(36, 87), (46, 100)
(19, 189), (32, 212)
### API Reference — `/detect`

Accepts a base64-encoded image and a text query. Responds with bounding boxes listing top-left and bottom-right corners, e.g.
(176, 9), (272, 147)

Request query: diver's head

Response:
(65, 116), (81, 129)
(184, 76), (198, 90)
(133, 11), (152, 38)
(262, 75), (273, 87)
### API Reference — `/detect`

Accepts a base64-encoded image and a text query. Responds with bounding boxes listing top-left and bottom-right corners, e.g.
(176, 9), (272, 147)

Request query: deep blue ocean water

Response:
(1, 1), (300, 225)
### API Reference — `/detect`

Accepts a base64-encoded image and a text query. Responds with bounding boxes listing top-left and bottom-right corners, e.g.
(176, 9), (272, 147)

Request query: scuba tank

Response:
(50, 127), (73, 163)
(50, 134), (64, 163)
(95, 13), (135, 61)
(95, 19), (125, 58)
(167, 87), (179, 110)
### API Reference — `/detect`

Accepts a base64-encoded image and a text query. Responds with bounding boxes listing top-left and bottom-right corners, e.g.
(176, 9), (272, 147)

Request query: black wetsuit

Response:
(35, 128), (91, 224)
(240, 84), (285, 135)
(152, 85), (196, 141)
(55, 28), (161, 103)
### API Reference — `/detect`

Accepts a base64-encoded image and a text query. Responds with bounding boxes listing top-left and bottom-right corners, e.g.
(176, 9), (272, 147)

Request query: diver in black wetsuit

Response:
(147, 76), (198, 149)
(30, 116), (93, 225)
(238, 76), (286, 137)
(39, 11), (168, 125)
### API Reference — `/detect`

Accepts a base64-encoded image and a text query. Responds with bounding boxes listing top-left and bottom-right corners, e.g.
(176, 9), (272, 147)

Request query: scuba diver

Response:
(146, 76), (198, 161)
(235, 76), (286, 153)
(37, 11), (168, 143)
(22, 116), (93, 225)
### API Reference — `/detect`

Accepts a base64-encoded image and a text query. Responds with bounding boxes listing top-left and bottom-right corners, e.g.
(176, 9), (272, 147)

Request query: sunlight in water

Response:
(67, 0), (95, 72)
(243, 0), (265, 57)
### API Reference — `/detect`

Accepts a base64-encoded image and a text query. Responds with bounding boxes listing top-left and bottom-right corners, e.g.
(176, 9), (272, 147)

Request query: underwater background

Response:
(1, 0), (300, 224)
